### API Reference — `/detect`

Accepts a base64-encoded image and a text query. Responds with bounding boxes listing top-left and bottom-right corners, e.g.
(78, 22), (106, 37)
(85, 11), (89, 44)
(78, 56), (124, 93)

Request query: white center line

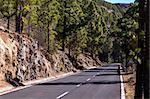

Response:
(86, 78), (91, 81)
(76, 84), (81, 87)
(56, 91), (69, 99)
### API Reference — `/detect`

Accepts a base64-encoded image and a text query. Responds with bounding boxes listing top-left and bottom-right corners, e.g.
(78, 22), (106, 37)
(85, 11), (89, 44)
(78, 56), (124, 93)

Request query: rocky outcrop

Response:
(0, 30), (76, 82)
(0, 29), (102, 84)
(51, 51), (76, 72)
(77, 54), (102, 69)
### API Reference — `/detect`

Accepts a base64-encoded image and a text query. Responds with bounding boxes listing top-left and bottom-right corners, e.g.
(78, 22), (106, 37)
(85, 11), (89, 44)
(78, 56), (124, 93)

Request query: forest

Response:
(0, 0), (149, 98)
(0, 0), (129, 63)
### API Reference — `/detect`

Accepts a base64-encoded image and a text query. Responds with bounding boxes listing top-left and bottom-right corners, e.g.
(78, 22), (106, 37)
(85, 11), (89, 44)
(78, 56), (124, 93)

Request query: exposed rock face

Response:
(0, 31), (75, 82)
(0, 31), (18, 81)
(51, 51), (75, 72)
(77, 54), (102, 69)
(0, 30), (102, 84)
(16, 36), (52, 81)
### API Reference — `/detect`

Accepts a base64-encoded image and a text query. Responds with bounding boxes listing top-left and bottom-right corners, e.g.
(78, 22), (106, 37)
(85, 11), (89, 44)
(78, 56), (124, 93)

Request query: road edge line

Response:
(0, 66), (98, 96)
(0, 71), (81, 96)
(120, 69), (126, 99)
(0, 85), (32, 96)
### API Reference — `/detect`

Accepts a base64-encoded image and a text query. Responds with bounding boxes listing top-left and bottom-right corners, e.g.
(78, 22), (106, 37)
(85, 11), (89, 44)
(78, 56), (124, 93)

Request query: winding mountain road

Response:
(0, 64), (124, 99)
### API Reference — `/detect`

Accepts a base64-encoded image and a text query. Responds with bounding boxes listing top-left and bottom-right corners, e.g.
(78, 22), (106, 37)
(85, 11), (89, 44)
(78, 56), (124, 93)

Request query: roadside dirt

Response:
(0, 81), (11, 88)
(123, 71), (136, 99)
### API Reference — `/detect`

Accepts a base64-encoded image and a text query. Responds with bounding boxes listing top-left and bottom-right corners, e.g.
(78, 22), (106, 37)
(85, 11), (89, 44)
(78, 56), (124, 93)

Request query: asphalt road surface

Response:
(0, 64), (122, 99)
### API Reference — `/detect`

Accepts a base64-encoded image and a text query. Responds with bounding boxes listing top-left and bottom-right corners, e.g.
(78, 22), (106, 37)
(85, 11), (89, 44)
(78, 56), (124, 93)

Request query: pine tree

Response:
(85, 1), (108, 58)
(0, 0), (16, 30)
(39, 0), (60, 52)
(56, 0), (85, 52)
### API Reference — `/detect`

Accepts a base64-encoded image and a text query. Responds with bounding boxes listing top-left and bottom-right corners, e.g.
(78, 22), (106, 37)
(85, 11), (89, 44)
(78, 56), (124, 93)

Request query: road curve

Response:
(0, 64), (122, 99)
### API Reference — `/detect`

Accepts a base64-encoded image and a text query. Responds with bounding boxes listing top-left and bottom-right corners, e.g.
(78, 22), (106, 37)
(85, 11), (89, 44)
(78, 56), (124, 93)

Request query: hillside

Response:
(0, 0), (128, 91)
(114, 3), (131, 9)
(96, 0), (127, 15)
(0, 27), (102, 87)
(0, 0), (127, 87)
(0, 0), (148, 99)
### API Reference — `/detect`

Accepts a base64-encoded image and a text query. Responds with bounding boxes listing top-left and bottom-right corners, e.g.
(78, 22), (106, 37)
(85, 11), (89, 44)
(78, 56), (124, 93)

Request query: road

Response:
(0, 64), (122, 99)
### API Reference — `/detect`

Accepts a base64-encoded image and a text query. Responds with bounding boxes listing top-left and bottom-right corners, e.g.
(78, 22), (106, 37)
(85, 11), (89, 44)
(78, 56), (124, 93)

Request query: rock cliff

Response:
(0, 28), (101, 84)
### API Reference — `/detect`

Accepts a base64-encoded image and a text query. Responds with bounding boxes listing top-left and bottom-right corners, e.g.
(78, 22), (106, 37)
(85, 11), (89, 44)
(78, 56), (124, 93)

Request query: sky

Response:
(104, 0), (135, 3)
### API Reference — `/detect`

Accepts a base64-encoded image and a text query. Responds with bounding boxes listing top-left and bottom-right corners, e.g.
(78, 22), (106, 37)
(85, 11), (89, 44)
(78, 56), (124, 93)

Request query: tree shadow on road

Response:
(70, 72), (131, 77)
(37, 80), (128, 86)
(89, 68), (124, 71)
(84, 70), (118, 72)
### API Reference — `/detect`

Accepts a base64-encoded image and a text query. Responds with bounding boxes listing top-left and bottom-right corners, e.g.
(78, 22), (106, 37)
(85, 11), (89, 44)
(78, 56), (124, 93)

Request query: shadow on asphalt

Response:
(36, 64), (128, 86)
(88, 68), (123, 71)
(71, 72), (129, 77)
(84, 70), (118, 72)
(95, 73), (127, 76)
(37, 80), (128, 86)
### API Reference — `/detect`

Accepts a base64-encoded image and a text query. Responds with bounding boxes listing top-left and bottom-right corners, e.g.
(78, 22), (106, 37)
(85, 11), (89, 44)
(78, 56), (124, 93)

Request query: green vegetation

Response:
(113, 3), (139, 65)
(0, 0), (149, 98)
(0, 0), (125, 62)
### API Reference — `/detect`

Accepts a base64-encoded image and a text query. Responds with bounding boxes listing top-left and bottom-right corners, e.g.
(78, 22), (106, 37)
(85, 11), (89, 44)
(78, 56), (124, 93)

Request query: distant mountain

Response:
(96, 0), (131, 13)
(96, 0), (130, 16)
(114, 3), (132, 9)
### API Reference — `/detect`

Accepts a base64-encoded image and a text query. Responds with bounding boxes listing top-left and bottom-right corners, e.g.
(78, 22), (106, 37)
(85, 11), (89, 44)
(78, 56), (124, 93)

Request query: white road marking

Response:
(86, 78), (91, 81)
(56, 91), (69, 99)
(76, 84), (81, 87)
(0, 85), (32, 96)
(0, 71), (81, 96)
(120, 68), (126, 99)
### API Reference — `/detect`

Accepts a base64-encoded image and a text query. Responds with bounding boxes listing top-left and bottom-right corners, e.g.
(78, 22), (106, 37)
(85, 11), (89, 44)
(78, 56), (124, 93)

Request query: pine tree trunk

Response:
(125, 51), (128, 72)
(125, 39), (128, 72)
(135, 62), (143, 99)
(7, 17), (10, 30)
(144, 0), (149, 98)
(134, 0), (145, 98)
(19, 2), (23, 33)
(69, 44), (71, 56)
(15, 0), (22, 33)
(47, 21), (50, 52)
(21, 19), (23, 33)
(62, 0), (67, 51)
(15, 0), (18, 32)
(28, 24), (30, 37)
(15, 0), (20, 33)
